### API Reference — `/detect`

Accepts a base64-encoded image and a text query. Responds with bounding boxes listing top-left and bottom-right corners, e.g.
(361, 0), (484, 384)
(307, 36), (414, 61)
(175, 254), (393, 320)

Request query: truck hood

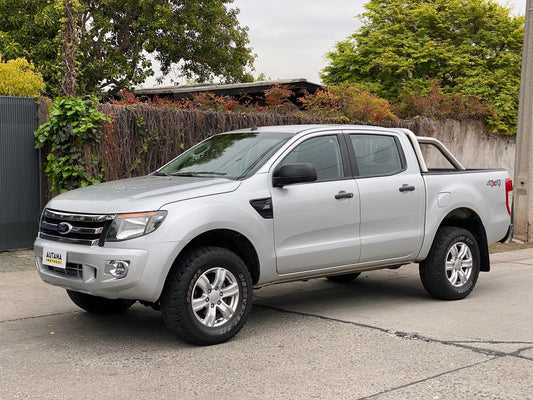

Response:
(46, 175), (241, 214)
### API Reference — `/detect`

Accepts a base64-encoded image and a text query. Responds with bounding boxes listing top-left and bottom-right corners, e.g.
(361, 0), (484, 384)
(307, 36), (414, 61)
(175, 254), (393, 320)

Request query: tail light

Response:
(505, 178), (513, 215)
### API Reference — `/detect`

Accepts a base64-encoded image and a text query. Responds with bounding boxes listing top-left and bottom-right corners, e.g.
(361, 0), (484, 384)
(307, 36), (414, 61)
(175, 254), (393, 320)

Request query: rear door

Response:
(347, 132), (425, 263)
(271, 133), (361, 274)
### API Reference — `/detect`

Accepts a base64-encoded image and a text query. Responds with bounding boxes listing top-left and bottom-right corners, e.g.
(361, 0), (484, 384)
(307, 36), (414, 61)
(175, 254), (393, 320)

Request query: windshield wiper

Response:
(194, 171), (227, 176)
(152, 171), (168, 176)
(170, 171), (227, 177)
(170, 172), (196, 177)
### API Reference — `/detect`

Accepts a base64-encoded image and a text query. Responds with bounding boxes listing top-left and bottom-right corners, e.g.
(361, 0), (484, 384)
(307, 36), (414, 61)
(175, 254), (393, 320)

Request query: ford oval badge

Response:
(57, 222), (73, 235)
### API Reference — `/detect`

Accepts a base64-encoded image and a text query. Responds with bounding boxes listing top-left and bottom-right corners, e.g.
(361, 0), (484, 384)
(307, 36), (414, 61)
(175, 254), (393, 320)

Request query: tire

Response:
(66, 290), (135, 314)
(419, 226), (480, 300)
(326, 273), (361, 283)
(161, 247), (253, 346)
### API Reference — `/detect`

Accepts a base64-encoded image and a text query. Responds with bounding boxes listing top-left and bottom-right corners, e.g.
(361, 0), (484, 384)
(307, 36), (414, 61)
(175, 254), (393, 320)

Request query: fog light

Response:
(104, 260), (129, 278)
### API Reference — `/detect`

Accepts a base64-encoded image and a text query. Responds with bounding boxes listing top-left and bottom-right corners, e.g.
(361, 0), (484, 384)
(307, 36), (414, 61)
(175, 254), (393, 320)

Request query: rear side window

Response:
(350, 135), (403, 177)
(280, 135), (343, 182)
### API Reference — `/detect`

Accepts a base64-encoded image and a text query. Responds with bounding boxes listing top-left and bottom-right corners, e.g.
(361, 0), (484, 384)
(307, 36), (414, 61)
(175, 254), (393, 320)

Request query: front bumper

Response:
(34, 237), (178, 302)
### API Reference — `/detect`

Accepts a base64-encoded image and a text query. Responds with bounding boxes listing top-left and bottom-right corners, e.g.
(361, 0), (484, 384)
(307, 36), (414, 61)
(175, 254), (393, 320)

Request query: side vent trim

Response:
(250, 198), (273, 219)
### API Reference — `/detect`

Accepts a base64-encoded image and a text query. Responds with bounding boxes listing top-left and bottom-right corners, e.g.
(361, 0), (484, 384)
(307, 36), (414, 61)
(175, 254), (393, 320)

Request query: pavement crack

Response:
(384, 330), (432, 342)
(437, 341), (511, 357)
(450, 339), (533, 345)
(510, 345), (533, 361)
(357, 357), (497, 400)
(502, 260), (533, 267)
(442, 340), (533, 361)
(255, 304), (533, 361)
(0, 310), (78, 324)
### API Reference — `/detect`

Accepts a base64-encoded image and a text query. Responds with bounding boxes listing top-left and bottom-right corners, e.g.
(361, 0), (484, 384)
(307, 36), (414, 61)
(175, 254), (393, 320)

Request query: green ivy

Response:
(34, 96), (109, 193)
(130, 115), (159, 173)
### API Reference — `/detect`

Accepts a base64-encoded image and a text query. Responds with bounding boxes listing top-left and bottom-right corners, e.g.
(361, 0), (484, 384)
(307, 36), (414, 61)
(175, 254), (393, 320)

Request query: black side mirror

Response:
(273, 163), (317, 187)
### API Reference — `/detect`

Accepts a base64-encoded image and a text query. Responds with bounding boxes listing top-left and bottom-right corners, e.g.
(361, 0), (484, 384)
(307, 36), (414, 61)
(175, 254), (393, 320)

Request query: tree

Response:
(61, 0), (79, 97)
(321, 0), (524, 134)
(0, 57), (45, 97)
(0, 0), (254, 96)
(0, 0), (63, 96)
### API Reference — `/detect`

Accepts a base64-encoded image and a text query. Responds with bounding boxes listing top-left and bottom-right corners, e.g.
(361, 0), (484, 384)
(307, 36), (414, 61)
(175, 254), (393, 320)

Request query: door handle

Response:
(335, 191), (354, 199)
(399, 184), (415, 192)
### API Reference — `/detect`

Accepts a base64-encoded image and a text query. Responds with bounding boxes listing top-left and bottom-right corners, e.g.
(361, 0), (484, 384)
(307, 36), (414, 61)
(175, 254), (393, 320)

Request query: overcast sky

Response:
(232, 0), (527, 84)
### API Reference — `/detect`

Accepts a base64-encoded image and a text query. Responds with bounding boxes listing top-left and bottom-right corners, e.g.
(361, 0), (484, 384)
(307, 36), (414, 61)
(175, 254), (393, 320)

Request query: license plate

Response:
(43, 247), (67, 269)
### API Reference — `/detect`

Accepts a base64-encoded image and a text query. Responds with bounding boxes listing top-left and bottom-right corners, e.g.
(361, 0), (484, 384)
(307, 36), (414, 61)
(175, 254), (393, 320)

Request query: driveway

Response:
(0, 249), (532, 399)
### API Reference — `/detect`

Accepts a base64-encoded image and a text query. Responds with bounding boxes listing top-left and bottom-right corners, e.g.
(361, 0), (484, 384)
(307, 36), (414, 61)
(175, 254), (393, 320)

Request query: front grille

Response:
(46, 262), (83, 278)
(39, 209), (115, 246)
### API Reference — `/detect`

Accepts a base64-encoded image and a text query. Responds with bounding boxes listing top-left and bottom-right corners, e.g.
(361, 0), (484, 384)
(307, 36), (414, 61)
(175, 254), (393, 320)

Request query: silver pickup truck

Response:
(34, 125), (513, 345)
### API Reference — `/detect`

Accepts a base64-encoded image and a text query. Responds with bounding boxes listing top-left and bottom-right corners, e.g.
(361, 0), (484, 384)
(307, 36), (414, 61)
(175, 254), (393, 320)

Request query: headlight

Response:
(106, 211), (167, 242)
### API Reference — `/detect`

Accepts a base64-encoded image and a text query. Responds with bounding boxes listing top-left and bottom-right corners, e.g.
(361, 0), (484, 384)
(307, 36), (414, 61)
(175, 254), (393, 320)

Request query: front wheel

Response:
(161, 247), (253, 346)
(419, 226), (480, 300)
(66, 290), (135, 314)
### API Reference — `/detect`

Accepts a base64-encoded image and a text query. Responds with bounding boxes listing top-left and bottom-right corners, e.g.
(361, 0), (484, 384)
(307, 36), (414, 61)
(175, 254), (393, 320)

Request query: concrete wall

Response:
(392, 118), (516, 176)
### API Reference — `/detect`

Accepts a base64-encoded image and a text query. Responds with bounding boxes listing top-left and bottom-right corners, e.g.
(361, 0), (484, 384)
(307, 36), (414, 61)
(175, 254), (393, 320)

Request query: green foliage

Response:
(300, 83), (397, 122)
(34, 96), (109, 193)
(0, 56), (45, 96)
(322, 0), (524, 134)
(112, 83), (398, 123)
(0, 0), (254, 97)
(0, 0), (63, 97)
(130, 115), (160, 172)
(396, 80), (492, 120)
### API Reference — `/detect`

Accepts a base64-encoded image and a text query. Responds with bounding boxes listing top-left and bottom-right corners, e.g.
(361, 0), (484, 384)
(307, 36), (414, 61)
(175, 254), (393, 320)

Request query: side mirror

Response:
(273, 163), (317, 187)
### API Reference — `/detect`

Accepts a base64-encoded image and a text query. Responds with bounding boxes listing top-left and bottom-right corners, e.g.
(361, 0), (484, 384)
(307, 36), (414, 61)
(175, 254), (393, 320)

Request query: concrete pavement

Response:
(0, 249), (34, 272)
(0, 248), (532, 399)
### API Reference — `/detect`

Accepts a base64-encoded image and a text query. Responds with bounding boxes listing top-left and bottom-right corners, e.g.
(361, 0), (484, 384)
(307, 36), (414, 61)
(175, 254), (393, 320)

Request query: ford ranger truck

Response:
(34, 125), (513, 345)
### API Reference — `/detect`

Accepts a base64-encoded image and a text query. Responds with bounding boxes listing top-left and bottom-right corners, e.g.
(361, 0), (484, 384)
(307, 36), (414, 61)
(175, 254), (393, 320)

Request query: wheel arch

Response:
(437, 207), (490, 272)
(169, 229), (260, 285)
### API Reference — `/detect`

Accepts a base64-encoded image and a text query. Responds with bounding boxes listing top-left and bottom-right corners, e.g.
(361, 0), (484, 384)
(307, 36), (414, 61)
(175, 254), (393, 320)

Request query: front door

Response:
(271, 134), (361, 274)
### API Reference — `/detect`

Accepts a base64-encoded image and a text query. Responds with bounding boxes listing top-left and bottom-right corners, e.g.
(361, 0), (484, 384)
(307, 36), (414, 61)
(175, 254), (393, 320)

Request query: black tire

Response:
(66, 290), (135, 314)
(161, 247), (253, 346)
(419, 226), (480, 300)
(326, 273), (361, 283)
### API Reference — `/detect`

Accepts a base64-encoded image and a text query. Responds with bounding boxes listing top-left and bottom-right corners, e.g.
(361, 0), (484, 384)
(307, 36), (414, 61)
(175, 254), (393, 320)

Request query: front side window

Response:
(157, 132), (291, 179)
(350, 134), (403, 177)
(280, 135), (344, 182)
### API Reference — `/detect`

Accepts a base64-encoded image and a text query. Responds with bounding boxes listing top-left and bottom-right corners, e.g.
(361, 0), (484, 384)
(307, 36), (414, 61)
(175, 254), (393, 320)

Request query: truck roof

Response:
(224, 124), (465, 172)
(225, 124), (407, 136)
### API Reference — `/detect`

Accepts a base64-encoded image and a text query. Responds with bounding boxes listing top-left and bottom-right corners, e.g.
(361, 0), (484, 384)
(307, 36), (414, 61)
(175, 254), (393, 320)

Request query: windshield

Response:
(156, 131), (291, 179)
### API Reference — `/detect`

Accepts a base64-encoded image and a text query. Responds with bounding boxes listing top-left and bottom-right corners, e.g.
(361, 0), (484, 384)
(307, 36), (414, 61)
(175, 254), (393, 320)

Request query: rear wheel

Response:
(161, 247), (253, 346)
(419, 226), (480, 300)
(326, 273), (361, 283)
(66, 290), (135, 314)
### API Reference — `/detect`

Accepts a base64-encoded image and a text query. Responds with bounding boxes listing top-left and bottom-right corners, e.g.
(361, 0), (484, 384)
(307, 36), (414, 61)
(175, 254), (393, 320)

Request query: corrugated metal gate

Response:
(0, 96), (41, 250)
